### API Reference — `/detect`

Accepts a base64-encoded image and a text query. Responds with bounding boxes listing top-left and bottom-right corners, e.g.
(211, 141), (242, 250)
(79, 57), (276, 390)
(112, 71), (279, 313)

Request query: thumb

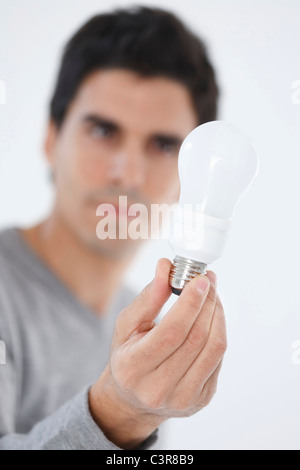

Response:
(115, 258), (172, 342)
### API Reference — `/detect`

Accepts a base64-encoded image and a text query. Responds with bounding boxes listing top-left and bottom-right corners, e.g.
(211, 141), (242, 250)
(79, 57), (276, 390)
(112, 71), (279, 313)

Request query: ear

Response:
(44, 119), (58, 166)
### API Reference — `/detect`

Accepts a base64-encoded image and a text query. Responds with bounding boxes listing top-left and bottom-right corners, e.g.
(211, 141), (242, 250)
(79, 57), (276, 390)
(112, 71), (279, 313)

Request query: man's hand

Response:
(89, 258), (227, 449)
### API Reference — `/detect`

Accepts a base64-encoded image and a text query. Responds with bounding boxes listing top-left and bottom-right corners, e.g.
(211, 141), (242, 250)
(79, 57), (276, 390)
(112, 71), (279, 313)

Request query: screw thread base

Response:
(169, 256), (207, 296)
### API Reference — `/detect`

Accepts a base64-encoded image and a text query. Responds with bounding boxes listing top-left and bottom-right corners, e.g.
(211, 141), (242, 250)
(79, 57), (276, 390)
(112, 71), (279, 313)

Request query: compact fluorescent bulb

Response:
(169, 120), (259, 295)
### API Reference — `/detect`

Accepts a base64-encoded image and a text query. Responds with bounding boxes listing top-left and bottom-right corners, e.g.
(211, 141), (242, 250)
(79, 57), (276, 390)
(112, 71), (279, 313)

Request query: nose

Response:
(106, 142), (146, 190)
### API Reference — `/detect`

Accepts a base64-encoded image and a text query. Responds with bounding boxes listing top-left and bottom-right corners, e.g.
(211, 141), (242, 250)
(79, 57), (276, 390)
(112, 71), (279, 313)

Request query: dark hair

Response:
(50, 6), (219, 128)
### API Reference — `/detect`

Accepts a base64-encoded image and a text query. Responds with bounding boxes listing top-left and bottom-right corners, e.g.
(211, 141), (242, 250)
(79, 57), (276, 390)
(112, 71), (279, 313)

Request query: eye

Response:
(90, 123), (115, 139)
(151, 138), (179, 156)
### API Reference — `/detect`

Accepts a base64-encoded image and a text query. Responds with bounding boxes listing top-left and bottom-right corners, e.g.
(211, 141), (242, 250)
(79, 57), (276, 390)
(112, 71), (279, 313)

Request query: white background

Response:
(0, 0), (300, 450)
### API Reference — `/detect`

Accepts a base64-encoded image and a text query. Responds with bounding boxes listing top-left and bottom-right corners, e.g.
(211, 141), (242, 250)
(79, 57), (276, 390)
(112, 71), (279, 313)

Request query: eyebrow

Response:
(152, 134), (183, 148)
(82, 113), (119, 132)
(81, 112), (184, 146)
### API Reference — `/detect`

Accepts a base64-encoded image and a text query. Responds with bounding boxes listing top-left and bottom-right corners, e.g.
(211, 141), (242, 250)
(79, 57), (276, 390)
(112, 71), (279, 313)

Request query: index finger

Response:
(138, 273), (211, 366)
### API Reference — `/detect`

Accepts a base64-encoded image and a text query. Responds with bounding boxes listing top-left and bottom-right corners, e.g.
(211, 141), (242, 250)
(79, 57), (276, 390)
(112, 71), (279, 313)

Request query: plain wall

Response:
(0, 0), (299, 450)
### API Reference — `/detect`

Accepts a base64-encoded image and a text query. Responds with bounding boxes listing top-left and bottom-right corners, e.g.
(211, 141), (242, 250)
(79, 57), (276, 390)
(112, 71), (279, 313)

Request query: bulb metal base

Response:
(169, 256), (207, 296)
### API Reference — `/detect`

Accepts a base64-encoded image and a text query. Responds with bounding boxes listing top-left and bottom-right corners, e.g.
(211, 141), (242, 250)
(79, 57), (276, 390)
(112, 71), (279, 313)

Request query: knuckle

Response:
(172, 394), (195, 414)
(163, 324), (184, 349)
(199, 382), (217, 408)
(211, 335), (227, 356)
(185, 323), (209, 350)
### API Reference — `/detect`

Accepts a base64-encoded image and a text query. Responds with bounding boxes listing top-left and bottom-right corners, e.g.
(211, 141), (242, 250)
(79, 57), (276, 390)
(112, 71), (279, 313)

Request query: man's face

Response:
(46, 69), (198, 257)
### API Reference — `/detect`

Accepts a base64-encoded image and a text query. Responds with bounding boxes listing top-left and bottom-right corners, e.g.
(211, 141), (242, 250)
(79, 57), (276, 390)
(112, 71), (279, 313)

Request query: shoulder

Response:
(0, 227), (26, 290)
(0, 228), (17, 283)
(0, 226), (15, 253)
(0, 228), (20, 325)
(0, 227), (36, 341)
(0, 226), (21, 267)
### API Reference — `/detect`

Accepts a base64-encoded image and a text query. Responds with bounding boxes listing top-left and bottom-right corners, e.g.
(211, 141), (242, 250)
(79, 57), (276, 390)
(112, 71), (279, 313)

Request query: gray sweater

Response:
(0, 227), (157, 450)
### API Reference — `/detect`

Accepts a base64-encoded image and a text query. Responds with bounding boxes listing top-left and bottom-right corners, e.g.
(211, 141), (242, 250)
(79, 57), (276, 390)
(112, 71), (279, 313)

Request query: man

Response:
(0, 6), (226, 449)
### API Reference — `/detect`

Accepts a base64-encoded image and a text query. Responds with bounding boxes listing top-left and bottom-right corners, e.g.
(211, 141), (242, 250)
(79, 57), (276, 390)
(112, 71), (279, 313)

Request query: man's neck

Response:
(20, 214), (134, 316)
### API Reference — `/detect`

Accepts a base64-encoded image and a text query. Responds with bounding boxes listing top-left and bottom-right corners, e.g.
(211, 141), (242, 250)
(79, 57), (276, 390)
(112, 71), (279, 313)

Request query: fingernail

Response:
(195, 275), (209, 294)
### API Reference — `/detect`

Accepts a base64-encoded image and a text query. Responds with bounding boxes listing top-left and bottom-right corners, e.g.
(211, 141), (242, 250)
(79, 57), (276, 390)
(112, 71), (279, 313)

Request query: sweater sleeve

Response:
(0, 386), (158, 450)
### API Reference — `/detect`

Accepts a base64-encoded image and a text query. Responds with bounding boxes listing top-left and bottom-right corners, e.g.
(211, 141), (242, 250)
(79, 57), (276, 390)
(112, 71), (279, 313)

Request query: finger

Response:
(138, 356), (224, 416)
(197, 359), (224, 409)
(175, 295), (227, 395)
(153, 271), (218, 382)
(115, 258), (172, 343)
(135, 272), (211, 366)
(168, 359), (224, 415)
(195, 359), (224, 412)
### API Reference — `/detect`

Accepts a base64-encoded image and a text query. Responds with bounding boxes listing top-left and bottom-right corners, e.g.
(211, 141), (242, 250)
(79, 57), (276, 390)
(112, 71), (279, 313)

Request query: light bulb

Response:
(169, 120), (259, 295)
